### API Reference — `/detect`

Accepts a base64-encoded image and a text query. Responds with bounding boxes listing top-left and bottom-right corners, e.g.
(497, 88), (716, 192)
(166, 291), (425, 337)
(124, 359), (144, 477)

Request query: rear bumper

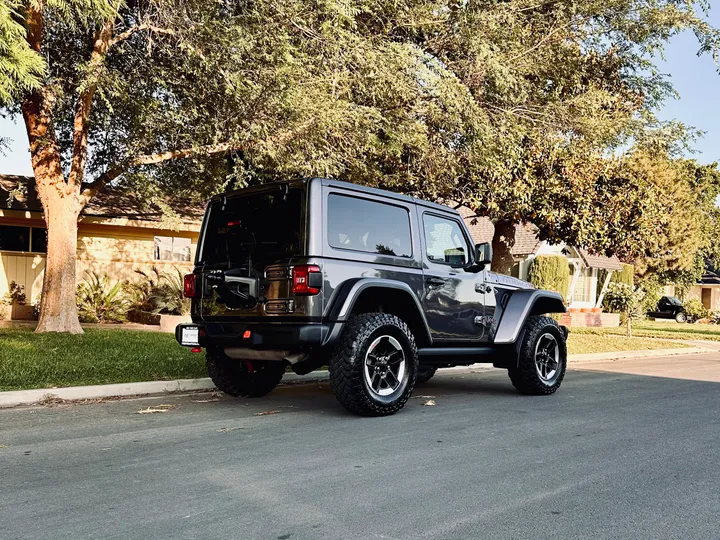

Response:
(175, 322), (331, 350)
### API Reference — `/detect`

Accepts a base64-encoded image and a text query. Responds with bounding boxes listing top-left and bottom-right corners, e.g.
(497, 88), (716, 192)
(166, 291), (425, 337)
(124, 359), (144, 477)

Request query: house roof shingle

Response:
(0, 174), (204, 223)
(456, 206), (542, 256)
(700, 271), (720, 286)
(576, 248), (625, 271)
(455, 204), (624, 269)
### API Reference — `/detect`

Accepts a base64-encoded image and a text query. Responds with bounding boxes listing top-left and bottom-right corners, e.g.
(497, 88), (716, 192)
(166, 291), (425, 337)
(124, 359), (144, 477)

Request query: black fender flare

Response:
(493, 289), (566, 345)
(323, 278), (432, 346)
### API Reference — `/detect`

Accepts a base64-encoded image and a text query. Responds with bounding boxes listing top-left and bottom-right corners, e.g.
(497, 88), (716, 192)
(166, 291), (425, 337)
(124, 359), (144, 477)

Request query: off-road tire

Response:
(329, 313), (418, 416)
(206, 351), (285, 398)
(416, 366), (437, 384)
(675, 312), (687, 323)
(508, 316), (567, 395)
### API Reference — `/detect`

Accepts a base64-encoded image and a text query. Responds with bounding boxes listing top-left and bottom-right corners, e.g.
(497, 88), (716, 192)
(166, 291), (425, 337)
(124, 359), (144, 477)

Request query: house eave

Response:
(0, 208), (200, 232)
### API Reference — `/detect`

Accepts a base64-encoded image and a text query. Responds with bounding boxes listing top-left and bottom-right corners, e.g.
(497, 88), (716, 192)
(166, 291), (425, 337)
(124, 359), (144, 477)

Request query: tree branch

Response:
(79, 142), (243, 206)
(109, 24), (177, 47)
(21, 2), (67, 200)
(506, 22), (573, 63)
(79, 119), (315, 208)
(67, 20), (114, 190)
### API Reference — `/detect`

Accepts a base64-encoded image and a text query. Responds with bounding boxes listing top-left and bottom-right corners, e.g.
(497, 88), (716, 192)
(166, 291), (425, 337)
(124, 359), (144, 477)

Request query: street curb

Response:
(567, 346), (712, 363)
(0, 347), (712, 408)
(0, 372), (332, 408)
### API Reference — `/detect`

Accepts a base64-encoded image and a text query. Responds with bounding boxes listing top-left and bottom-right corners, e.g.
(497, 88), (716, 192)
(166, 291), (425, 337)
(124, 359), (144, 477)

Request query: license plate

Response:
(181, 326), (199, 346)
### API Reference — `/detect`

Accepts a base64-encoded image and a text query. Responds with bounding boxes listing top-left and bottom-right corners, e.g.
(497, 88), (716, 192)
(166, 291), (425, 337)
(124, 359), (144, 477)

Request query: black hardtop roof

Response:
(211, 177), (458, 216)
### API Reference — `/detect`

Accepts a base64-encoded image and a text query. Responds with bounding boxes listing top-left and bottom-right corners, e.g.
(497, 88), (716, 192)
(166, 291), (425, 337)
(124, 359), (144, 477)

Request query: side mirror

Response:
(476, 242), (492, 266)
(465, 243), (492, 273)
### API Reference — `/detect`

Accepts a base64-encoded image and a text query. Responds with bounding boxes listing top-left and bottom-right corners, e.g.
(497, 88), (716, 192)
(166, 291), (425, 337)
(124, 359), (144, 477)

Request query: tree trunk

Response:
(35, 184), (83, 333)
(21, 61), (85, 333)
(491, 219), (517, 275)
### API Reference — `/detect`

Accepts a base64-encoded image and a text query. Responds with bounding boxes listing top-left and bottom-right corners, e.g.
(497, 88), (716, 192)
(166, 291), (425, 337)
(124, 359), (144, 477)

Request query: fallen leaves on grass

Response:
(216, 427), (246, 433)
(423, 400), (436, 406)
(254, 410), (281, 416)
(135, 404), (177, 414)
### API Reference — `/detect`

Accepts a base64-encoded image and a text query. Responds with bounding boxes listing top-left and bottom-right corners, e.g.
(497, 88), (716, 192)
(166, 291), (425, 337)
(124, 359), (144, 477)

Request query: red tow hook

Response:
(190, 347), (202, 353)
(245, 359), (255, 372)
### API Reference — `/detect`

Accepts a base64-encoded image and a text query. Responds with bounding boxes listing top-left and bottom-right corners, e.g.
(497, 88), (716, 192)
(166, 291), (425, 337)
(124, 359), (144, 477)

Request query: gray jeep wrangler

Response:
(176, 178), (568, 416)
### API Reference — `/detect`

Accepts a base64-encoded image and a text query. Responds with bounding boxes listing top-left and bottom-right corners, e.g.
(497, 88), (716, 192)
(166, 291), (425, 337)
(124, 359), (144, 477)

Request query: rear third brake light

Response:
(292, 265), (322, 295)
(183, 274), (199, 298)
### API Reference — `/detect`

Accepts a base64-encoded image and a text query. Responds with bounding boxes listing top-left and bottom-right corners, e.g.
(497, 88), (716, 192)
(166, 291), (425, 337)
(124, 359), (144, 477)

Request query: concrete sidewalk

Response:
(0, 345), (714, 408)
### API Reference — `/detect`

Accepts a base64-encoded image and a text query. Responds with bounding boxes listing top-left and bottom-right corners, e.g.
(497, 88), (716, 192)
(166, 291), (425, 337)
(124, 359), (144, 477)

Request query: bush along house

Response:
(459, 207), (624, 327)
(0, 174), (201, 320)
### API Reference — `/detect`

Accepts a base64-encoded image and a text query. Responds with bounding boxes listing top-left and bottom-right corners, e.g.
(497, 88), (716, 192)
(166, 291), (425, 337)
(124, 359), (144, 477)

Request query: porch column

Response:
(568, 262), (581, 303)
(596, 270), (614, 308)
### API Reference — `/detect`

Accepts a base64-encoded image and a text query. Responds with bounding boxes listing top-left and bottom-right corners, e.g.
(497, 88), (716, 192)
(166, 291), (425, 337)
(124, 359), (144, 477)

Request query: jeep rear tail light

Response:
(292, 265), (322, 295)
(184, 274), (200, 298)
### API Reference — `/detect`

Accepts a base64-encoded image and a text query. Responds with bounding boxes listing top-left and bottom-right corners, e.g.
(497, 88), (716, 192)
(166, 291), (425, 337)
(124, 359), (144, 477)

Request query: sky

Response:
(1, 13), (719, 175)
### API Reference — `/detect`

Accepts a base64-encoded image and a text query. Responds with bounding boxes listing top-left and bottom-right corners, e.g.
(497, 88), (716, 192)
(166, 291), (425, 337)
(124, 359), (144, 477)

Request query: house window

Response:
(573, 268), (591, 303)
(154, 236), (191, 262)
(0, 225), (47, 253)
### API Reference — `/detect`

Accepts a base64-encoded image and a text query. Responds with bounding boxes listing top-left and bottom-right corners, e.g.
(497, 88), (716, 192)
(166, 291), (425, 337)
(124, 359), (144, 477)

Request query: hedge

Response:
(527, 255), (570, 300)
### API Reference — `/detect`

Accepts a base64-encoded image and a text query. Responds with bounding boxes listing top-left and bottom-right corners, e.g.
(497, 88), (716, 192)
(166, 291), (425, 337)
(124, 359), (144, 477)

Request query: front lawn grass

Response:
(572, 320), (720, 342)
(0, 325), (690, 392)
(0, 328), (206, 392)
(566, 333), (687, 355)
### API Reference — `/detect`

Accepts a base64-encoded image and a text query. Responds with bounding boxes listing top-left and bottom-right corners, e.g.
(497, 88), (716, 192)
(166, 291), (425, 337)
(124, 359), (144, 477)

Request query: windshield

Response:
(199, 185), (304, 268)
(664, 296), (683, 306)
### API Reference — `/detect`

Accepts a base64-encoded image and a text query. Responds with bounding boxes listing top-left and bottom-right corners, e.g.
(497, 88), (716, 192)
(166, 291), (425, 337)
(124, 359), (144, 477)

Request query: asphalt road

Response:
(2, 353), (719, 540)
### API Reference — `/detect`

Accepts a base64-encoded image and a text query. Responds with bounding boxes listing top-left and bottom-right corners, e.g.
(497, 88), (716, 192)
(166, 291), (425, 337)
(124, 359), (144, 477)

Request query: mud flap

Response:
(492, 328), (526, 369)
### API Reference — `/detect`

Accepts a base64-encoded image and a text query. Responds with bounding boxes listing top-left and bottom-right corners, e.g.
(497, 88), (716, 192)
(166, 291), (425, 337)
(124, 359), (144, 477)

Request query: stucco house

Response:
(663, 271), (720, 312)
(0, 174), (201, 307)
(459, 207), (624, 310)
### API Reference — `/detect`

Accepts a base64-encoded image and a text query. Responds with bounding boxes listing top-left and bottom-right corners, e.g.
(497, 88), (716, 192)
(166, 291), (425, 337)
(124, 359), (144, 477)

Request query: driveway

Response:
(2, 353), (719, 539)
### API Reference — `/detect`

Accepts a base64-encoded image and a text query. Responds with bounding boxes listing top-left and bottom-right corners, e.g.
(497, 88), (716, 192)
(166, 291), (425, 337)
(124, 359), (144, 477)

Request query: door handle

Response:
(426, 276), (447, 286)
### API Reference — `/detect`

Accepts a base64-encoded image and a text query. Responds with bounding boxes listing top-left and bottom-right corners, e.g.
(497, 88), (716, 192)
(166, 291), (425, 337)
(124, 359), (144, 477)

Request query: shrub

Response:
(2, 281), (27, 306)
(125, 267), (163, 312)
(127, 267), (189, 316)
(528, 256), (570, 300)
(76, 272), (130, 323)
(683, 298), (709, 323)
(597, 264), (635, 304)
(602, 282), (646, 336)
(638, 275), (663, 313)
(147, 268), (190, 316)
(710, 311), (720, 325)
(612, 264), (635, 286)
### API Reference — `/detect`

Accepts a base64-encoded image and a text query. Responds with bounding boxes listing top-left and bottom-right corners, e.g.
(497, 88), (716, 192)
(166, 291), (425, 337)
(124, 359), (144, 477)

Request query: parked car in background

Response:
(648, 296), (687, 323)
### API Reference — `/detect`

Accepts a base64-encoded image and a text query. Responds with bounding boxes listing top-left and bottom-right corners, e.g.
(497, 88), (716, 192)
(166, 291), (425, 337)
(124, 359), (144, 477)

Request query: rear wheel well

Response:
(349, 287), (430, 348)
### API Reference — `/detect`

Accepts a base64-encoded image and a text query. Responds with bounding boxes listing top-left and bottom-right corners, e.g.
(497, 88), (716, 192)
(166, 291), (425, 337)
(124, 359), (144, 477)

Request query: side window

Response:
(327, 194), (412, 258)
(423, 214), (469, 266)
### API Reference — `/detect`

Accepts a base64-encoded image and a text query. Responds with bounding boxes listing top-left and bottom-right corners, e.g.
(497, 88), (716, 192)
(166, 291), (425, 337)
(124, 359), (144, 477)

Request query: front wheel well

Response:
(528, 296), (566, 318)
(349, 287), (430, 348)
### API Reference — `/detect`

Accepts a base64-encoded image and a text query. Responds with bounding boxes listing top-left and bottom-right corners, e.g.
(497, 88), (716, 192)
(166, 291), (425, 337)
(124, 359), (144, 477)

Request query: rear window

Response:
(199, 186), (304, 266)
(327, 194), (412, 258)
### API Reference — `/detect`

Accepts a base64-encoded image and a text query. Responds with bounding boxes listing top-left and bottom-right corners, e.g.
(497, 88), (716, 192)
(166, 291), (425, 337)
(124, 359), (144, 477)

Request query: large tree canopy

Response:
(2, 0), (719, 331)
